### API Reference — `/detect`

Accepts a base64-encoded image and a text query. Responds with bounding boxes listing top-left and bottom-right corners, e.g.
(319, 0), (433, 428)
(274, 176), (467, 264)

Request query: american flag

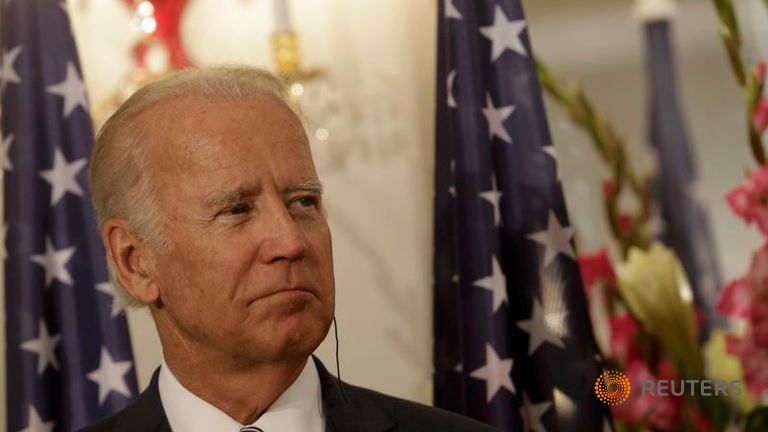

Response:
(643, 18), (723, 332)
(1, 1), (138, 431)
(432, 1), (612, 430)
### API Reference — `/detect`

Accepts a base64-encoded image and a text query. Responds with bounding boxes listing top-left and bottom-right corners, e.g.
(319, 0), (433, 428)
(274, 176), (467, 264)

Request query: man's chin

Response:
(250, 318), (331, 361)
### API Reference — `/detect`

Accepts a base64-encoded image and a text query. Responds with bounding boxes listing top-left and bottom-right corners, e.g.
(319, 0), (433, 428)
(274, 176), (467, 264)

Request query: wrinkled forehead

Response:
(137, 94), (310, 173)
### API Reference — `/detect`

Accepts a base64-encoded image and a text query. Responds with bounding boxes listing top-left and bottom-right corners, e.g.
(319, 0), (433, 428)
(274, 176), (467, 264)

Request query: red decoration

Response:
(123, 0), (192, 70)
(578, 247), (617, 297)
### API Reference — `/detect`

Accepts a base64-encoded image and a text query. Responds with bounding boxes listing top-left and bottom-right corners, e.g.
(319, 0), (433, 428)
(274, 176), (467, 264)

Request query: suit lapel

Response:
(113, 368), (171, 432)
(313, 357), (395, 432)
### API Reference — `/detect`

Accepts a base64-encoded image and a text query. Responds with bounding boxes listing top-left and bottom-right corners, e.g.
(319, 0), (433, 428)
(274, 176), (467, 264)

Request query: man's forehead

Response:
(139, 94), (307, 158)
(141, 94), (299, 129)
(136, 94), (317, 199)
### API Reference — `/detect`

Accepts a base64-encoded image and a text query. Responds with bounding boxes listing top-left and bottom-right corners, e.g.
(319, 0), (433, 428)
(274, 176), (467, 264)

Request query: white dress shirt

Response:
(159, 358), (325, 432)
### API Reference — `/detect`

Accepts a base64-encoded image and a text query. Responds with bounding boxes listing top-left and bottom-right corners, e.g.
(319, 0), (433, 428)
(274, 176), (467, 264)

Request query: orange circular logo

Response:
(594, 370), (631, 405)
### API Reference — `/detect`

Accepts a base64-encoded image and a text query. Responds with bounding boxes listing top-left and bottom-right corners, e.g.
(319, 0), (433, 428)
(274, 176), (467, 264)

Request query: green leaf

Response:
(744, 407), (768, 432)
(693, 393), (730, 432)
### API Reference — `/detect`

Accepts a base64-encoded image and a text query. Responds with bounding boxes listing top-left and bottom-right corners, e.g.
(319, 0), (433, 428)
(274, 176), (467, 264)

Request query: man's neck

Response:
(163, 349), (307, 424)
(157, 317), (309, 425)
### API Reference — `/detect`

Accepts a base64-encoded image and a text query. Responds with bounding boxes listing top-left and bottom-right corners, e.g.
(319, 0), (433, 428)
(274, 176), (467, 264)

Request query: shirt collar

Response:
(159, 358), (324, 432)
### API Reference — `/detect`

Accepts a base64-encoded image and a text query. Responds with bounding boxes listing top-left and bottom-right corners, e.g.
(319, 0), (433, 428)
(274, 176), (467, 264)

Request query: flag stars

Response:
(447, 69), (458, 108)
(553, 387), (576, 422)
(483, 93), (515, 143)
(46, 62), (88, 117)
(30, 238), (76, 287)
(97, 281), (124, 318)
(539, 263), (570, 340)
(469, 343), (515, 402)
(39, 147), (87, 206)
(603, 417), (615, 432)
(1, 45), (22, 92)
(448, 159), (457, 196)
(445, 0), (462, 19)
(20, 320), (61, 375)
(527, 210), (576, 267)
(18, 405), (55, 432)
(517, 299), (566, 355)
(519, 391), (552, 432)
(479, 6), (527, 61)
(2, 133), (14, 171)
(0, 223), (7, 260)
(479, 176), (502, 226)
(473, 255), (508, 313)
(87, 348), (134, 405)
(542, 145), (560, 181)
(96, 281), (114, 296)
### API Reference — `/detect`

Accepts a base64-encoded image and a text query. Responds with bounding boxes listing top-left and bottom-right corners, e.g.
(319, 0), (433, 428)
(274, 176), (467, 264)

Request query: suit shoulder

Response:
(78, 367), (167, 432)
(345, 384), (499, 432)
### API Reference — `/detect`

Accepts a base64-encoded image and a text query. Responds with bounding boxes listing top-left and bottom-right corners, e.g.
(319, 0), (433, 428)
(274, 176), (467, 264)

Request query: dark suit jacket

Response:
(79, 357), (498, 432)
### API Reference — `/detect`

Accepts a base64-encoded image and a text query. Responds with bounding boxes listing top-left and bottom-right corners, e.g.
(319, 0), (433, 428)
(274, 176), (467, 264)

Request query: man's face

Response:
(142, 95), (334, 363)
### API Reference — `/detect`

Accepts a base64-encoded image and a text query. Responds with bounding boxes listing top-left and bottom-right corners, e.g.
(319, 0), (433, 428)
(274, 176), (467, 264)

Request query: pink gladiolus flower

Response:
(692, 411), (714, 432)
(749, 301), (768, 347)
(618, 212), (632, 236)
(612, 360), (681, 431)
(602, 179), (616, 199)
(609, 314), (640, 364)
(718, 243), (768, 329)
(753, 98), (768, 134)
(717, 277), (751, 319)
(726, 334), (768, 397)
(694, 309), (706, 334)
(756, 61), (766, 86)
(752, 244), (768, 301)
(578, 248), (616, 297)
(725, 165), (768, 236)
(719, 244), (768, 397)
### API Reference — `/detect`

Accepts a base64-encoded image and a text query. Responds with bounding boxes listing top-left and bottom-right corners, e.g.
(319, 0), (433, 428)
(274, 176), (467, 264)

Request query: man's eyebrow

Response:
(203, 189), (252, 209)
(285, 180), (324, 195)
(203, 181), (323, 209)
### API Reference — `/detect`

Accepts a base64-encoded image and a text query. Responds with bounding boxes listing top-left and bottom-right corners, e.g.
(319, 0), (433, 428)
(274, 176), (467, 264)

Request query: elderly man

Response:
(81, 67), (497, 432)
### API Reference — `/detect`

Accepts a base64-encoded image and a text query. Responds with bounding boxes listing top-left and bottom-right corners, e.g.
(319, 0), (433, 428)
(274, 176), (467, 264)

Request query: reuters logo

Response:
(594, 370), (631, 405)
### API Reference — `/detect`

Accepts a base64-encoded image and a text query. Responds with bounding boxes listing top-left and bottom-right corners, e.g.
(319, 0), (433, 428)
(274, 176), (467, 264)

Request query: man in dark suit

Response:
(81, 66), (497, 432)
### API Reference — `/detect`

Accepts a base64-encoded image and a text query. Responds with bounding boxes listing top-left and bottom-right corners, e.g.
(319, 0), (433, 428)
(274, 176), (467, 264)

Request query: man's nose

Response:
(257, 202), (307, 263)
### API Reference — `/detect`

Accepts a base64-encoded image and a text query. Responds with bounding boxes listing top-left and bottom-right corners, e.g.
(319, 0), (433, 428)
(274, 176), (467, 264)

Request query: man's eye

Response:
(224, 203), (251, 215)
(297, 196), (318, 207)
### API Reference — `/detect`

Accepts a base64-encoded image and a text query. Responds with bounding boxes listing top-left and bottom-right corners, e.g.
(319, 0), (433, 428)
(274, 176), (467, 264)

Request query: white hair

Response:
(89, 66), (296, 308)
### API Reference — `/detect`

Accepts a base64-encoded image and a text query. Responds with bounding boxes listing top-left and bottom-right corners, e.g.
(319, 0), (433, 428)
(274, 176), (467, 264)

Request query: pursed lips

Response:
(246, 286), (314, 305)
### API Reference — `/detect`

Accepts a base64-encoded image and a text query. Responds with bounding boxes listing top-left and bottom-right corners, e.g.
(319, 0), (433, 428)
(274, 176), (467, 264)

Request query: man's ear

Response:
(103, 219), (160, 305)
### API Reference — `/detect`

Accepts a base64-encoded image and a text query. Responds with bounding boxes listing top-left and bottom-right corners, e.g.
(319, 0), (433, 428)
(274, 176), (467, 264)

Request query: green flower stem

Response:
(713, 0), (745, 85)
(536, 59), (652, 256)
(712, 0), (766, 164)
(747, 63), (766, 164)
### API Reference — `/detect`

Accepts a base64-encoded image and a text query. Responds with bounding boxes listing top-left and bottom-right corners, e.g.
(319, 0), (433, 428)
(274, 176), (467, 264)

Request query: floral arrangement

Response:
(712, 0), (768, 427)
(538, 60), (727, 429)
(534, 0), (768, 428)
